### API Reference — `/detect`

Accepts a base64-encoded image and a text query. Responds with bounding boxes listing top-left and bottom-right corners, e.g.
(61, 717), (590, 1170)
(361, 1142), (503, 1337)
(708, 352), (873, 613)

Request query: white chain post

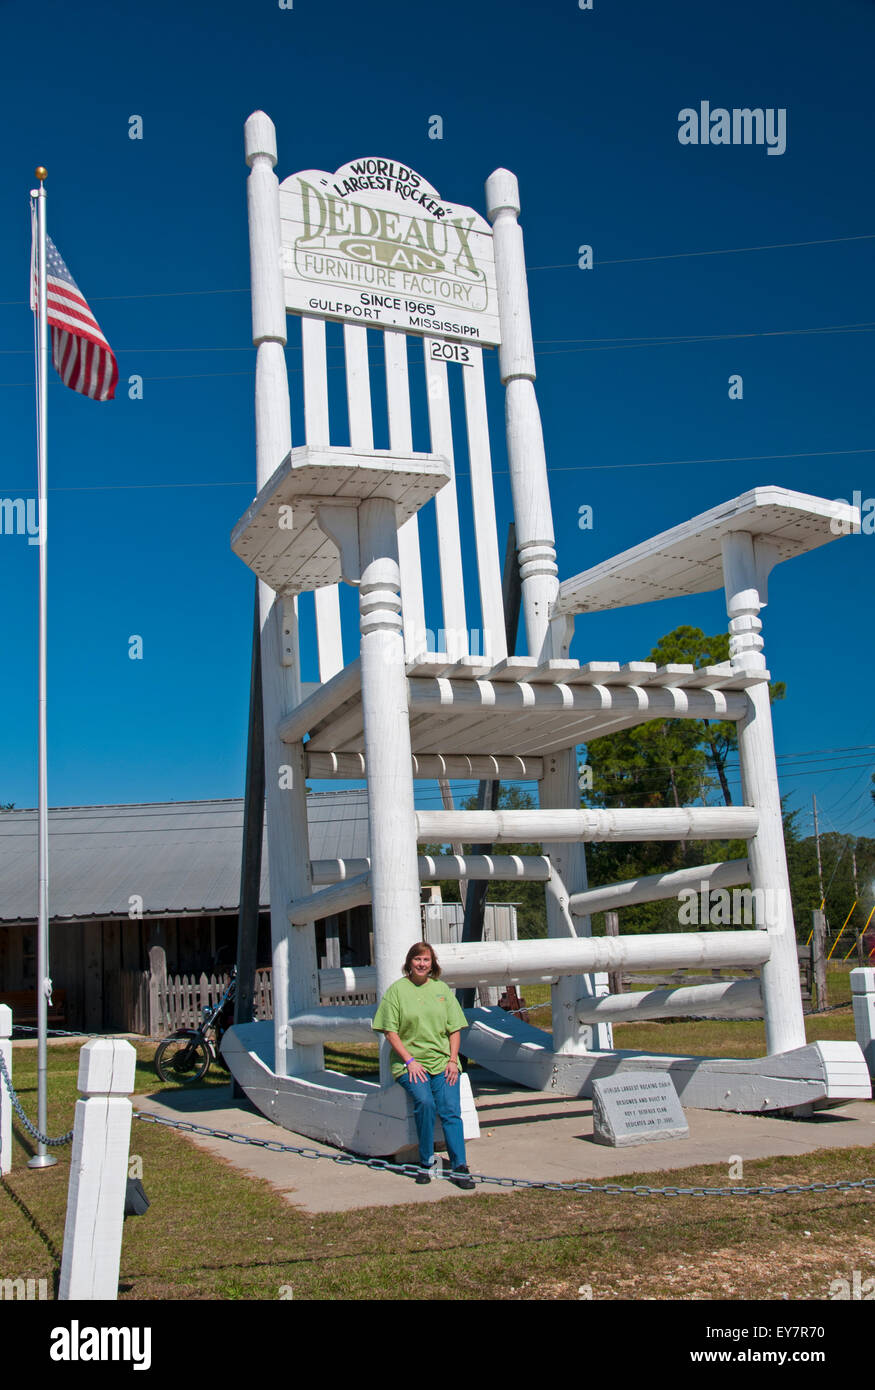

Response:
(851, 969), (875, 1078)
(59, 1038), (137, 1300)
(0, 1005), (11, 1175)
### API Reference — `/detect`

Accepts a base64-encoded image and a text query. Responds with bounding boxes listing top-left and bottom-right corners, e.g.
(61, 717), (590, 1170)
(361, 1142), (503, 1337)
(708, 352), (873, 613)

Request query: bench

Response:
(0, 990), (68, 1030)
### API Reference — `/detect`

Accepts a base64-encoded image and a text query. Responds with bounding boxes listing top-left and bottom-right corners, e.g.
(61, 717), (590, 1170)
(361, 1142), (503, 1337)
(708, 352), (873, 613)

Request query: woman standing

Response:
(373, 941), (475, 1190)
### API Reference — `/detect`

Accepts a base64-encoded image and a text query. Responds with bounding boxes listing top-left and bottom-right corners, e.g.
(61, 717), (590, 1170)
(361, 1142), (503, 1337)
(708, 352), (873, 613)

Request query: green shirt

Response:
(372, 977), (469, 1079)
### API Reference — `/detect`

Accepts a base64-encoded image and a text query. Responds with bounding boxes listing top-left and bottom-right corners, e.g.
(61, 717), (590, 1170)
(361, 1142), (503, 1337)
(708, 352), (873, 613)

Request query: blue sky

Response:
(0, 0), (873, 840)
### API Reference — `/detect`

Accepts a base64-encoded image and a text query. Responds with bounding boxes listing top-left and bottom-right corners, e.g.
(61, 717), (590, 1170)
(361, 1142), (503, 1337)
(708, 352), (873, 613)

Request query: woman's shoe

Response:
(416, 1158), (437, 1184)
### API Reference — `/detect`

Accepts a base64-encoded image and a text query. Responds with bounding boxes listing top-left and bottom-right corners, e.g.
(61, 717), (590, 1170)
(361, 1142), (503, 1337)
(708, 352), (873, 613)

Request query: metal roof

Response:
(0, 793), (370, 925)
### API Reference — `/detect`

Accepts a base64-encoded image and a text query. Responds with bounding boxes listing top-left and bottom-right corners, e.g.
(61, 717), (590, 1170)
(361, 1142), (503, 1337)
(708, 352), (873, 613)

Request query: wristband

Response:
(404, 1058), (415, 1068)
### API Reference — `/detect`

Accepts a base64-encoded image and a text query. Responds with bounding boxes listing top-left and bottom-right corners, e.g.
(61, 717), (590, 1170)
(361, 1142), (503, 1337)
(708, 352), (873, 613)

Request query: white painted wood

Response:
(462, 348), (507, 663)
(302, 314), (330, 444)
(851, 969), (875, 1078)
(288, 872), (371, 924)
(231, 445), (450, 595)
(318, 967), (377, 993)
(59, 1039), (137, 1301)
(406, 676), (747, 723)
(486, 169), (557, 662)
(310, 854), (551, 885)
(245, 113), (287, 351)
(314, 587), (344, 682)
(344, 324), (374, 451)
(556, 486), (857, 618)
(384, 330), (428, 657)
(287, 1006), (375, 1045)
(415, 807), (758, 845)
(541, 749), (614, 1053)
(246, 113), (322, 1080)
(425, 350), (468, 658)
(569, 858), (751, 916)
(308, 693), (368, 750)
(461, 1010), (868, 1112)
(305, 751), (544, 779)
(0, 1004), (11, 1175)
(577, 979), (763, 1024)
(357, 497), (423, 1085)
(301, 314), (344, 679)
(261, 597), (322, 1077)
(722, 530), (806, 1056)
(320, 930), (769, 991)
(239, 119), (860, 1137)
(437, 777), (466, 899)
(277, 659), (362, 744)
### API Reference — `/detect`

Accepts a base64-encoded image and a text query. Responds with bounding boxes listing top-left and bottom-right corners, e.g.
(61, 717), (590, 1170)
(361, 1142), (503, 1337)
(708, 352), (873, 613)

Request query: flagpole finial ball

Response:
(35, 167), (48, 182)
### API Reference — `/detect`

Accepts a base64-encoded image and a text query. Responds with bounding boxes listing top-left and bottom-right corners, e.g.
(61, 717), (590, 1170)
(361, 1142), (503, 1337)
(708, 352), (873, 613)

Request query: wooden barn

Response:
(0, 792), (517, 1033)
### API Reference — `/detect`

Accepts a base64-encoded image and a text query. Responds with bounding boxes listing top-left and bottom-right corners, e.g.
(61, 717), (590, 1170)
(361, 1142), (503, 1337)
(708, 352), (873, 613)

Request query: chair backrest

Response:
(272, 154), (514, 679)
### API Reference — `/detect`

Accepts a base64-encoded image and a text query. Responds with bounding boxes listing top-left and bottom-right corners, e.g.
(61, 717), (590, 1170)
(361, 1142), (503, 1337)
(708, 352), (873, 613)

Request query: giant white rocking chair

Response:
(222, 112), (870, 1154)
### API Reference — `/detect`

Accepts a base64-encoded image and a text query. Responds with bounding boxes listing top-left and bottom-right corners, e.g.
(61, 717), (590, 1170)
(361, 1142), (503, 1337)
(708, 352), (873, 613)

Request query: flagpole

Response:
(29, 166), (55, 1169)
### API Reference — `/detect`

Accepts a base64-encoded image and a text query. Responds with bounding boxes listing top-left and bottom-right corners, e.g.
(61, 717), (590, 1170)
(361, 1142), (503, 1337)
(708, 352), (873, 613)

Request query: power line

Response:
(1, 232), (870, 311)
(535, 321), (875, 356)
(5, 444), (874, 492)
(4, 316), (875, 358)
(527, 233), (875, 271)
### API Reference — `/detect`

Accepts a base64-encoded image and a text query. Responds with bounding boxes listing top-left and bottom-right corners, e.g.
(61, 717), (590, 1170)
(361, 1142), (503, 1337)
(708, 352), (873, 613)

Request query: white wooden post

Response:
(59, 1039), (137, 1300)
(540, 755), (613, 1054)
(0, 1004), (11, 1175)
(245, 111), (321, 1078)
(851, 968), (875, 1077)
(358, 498), (423, 1086)
(486, 167), (559, 665)
(722, 531), (806, 1054)
(487, 168), (608, 1052)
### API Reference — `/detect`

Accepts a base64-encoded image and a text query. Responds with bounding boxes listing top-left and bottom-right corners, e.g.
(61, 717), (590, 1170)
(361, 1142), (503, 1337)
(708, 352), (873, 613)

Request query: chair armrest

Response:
(554, 485), (856, 617)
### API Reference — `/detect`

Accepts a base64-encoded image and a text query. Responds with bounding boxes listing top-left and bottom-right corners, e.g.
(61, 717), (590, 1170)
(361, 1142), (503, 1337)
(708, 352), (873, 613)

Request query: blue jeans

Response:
(397, 1069), (467, 1170)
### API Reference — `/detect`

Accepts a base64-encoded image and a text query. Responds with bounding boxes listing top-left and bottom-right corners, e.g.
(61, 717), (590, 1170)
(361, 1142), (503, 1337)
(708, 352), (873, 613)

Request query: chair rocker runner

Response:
(221, 111), (870, 1156)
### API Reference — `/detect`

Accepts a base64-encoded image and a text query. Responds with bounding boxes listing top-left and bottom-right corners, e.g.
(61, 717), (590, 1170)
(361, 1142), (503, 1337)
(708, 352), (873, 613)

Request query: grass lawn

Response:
(1, 963), (871, 1301)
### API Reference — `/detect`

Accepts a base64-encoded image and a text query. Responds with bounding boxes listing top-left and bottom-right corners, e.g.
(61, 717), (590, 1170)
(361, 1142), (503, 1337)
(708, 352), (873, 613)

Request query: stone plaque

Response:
(591, 1071), (688, 1147)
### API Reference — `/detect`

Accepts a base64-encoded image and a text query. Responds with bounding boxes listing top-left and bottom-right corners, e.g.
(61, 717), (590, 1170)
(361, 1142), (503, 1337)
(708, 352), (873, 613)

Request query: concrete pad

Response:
(133, 1073), (875, 1215)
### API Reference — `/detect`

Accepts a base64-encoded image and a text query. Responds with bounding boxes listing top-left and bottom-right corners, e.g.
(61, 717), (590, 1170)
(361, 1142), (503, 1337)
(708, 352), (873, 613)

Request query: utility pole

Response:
(813, 793), (825, 909)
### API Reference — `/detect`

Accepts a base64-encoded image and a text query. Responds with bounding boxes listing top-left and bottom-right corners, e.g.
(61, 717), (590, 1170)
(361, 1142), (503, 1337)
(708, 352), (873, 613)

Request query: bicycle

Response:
(153, 967), (238, 1084)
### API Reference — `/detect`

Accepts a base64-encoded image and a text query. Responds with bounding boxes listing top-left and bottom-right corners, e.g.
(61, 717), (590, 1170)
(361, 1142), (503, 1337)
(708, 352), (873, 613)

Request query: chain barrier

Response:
(133, 1109), (875, 1198)
(0, 1050), (74, 1148)
(2, 1033), (870, 1195)
(11, 1024), (171, 1043)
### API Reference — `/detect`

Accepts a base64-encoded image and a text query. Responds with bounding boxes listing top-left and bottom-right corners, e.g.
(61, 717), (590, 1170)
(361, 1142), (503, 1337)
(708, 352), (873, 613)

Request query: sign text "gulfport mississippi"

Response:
(279, 158), (501, 344)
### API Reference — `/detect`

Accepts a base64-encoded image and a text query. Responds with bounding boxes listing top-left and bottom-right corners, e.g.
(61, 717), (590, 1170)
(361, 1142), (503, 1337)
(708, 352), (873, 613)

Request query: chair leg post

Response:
(358, 499), (423, 1087)
(541, 749), (613, 1054)
(723, 532), (806, 1055)
(260, 593), (322, 1079)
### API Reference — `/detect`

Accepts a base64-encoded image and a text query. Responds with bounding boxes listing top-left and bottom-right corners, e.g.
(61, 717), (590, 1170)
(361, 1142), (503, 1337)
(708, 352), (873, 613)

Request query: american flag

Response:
(32, 235), (118, 401)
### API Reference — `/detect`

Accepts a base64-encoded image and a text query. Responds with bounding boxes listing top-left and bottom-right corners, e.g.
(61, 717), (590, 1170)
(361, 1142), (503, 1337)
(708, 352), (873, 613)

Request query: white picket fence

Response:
(149, 967), (272, 1036)
(150, 967), (376, 1035)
